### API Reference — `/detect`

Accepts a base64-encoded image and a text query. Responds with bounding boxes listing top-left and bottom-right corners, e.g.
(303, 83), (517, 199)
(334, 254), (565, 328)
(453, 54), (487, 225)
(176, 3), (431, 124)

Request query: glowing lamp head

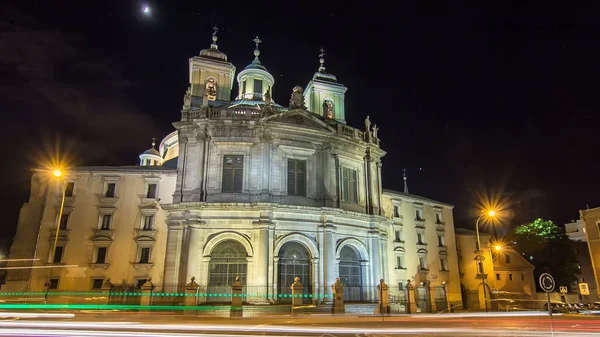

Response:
(495, 245), (503, 251)
(53, 169), (62, 178)
(487, 210), (496, 217)
(143, 6), (150, 14)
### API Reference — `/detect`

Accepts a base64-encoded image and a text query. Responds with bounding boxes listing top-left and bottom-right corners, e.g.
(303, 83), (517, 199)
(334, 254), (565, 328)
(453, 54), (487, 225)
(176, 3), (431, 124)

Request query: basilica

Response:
(4, 30), (461, 308)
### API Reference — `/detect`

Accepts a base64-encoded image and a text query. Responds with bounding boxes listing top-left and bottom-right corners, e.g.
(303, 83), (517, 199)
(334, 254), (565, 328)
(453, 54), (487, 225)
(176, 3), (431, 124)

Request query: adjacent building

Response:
(566, 219), (587, 242)
(3, 31), (461, 308)
(455, 229), (536, 310)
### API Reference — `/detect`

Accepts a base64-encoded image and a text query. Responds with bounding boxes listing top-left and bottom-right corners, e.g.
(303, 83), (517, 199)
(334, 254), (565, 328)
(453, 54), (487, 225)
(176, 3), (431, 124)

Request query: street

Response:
(0, 311), (598, 336)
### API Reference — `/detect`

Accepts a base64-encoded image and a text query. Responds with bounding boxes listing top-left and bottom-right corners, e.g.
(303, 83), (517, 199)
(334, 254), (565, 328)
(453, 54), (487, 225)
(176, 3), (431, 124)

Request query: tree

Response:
(512, 218), (580, 291)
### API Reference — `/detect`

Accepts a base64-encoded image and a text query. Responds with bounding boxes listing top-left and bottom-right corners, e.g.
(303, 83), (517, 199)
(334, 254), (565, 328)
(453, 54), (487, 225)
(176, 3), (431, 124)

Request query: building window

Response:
(49, 278), (59, 289)
(437, 235), (445, 247)
(440, 258), (448, 271)
(139, 247), (151, 263)
(496, 273), (500, 281)
(287, 159), (306, 196)
(95, 247), (107, 264)
(415, 209), (422, 221)
(509, 273), (513, 281)
(105, 183), (116, 197)
(419, 257), (428, 270)
(396, 255), (405, 269)
(505, 255), (511, 263)
(254, 79), (263, 94)
(101, 214), (112, 230)
(417, 233), (425, 244)
(398, 282), (404, 291)
(341, 167), (358, 203)
(222, 155), (243, 193)
(59, 214), (69, 229)
(142, 215), (154, 230)
(65, 182), (75, 197)
(521, 274), (525, 281)
(477, 261), (483, 274)
(393, 205), (400, 217)
(395, 230), (403, 243)
(242, 80), (246, 94)
(435, 213), (443, 224)
(53, 246), (64, 264)
(91, 278), (104, 290)
(147, 183), (157, 198)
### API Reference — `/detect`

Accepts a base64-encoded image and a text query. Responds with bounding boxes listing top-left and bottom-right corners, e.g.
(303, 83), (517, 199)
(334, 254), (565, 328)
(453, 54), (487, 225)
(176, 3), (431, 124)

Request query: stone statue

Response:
(372, 124), (379, 139)
(264, 89), (272, 105)
(364, 115), (371, 131)
(202, 87), (209, 107)
(183, 87), (191, 108)
(289, 85), (305, 109)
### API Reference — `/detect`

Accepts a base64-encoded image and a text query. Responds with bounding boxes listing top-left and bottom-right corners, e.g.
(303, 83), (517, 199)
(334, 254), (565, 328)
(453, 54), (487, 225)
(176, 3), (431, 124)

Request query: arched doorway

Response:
(207, 240), (247, 303)
(277, 242), (311, 303)
(338, 245), (363, 302)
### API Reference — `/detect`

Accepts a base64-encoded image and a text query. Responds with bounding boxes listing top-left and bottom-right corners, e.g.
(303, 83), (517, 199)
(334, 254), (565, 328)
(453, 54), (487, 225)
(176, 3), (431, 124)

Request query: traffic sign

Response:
(559, 286), (568, 293)
(579, 283), (590, 295)
(539, 273), (555, 293)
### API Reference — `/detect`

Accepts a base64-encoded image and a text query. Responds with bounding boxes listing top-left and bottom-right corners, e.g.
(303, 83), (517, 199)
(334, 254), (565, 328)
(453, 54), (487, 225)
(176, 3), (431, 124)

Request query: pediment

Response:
(263, 110), (334, 132)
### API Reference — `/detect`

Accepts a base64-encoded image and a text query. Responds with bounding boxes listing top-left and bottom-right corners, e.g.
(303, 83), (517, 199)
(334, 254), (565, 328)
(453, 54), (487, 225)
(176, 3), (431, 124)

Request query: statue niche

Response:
(323, 100), (334, 119)
(205, 79), (217, 101)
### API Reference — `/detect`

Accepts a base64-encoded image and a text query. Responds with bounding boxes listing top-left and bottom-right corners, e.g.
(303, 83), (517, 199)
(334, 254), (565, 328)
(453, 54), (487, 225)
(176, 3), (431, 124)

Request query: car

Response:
(543, 301), (568, 313)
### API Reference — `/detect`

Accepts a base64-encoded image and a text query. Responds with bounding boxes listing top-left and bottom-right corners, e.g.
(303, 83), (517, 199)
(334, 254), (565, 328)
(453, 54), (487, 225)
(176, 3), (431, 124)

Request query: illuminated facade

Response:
(3, 30), (461, 308)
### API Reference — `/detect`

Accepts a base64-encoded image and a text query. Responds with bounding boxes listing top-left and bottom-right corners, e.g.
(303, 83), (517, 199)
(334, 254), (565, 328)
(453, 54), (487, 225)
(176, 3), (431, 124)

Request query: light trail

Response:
(0, 312), (74, 319)
(0, 264), (79, 270)
(0, 258), (39, 262)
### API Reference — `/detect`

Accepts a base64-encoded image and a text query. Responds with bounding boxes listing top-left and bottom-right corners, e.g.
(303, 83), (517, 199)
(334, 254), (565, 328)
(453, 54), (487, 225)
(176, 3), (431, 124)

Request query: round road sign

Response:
(539, 273), (555, 292)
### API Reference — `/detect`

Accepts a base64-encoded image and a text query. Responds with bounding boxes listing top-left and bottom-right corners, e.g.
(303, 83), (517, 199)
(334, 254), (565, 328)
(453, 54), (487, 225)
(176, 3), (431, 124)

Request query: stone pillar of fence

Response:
(331, 278), (345, 314)
(140, 278), (154, 307)
(291, 277), (304, 307)
(101, 277), (112, 305)
(231, 276), (244, 307)
(185, 277), (199, 307)
(376, 279), (390, 314)
(406, 281), (418, 314)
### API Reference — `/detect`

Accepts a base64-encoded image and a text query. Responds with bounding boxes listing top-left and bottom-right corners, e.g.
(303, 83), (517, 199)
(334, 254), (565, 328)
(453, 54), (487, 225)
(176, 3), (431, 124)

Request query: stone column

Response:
(231, 276), (243, 307)
(406, 281), (418, 314)
(291, 277), (304, 307)
(323, 224), (336, 304)
(101, 278), (112, 305)
(251, 218), (270, 304)
(332, 278), (345, 314)
(311, 257), (320, 304)
(185, 277), (199, 307)
(272, 256), (279, 303)
(368, 231), (381, 291)
(140, 278), (154, 307)
(376, 279), (389, 314)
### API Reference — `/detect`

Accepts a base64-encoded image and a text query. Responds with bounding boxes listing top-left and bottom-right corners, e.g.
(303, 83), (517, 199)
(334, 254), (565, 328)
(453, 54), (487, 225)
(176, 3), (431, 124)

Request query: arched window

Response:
(207, 240), (248, 302)
(277, 242), (311, 303)
(323, 100), (334, 119)
(339, 245), (363, 302)
(206, 78), (217, 101)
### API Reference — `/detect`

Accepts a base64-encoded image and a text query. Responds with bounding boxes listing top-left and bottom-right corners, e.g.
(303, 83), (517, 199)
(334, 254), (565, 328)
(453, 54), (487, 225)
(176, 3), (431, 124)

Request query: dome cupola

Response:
(139, 138), (163, 166)
(236, 36), (275, 101)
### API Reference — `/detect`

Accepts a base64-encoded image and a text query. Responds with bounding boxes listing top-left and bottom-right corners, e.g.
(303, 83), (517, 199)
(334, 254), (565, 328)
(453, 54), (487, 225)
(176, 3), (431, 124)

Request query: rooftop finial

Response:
(211, 26), (219, 49)
(253, 36), (262, 60)
(403, 168), (409, 194)
(319, 47), (326, 72)
(151, 137), (156, 149)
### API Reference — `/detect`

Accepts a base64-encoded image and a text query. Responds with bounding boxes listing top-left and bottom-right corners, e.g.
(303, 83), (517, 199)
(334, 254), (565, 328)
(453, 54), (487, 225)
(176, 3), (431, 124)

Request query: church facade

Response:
(4, 31), (461, 308)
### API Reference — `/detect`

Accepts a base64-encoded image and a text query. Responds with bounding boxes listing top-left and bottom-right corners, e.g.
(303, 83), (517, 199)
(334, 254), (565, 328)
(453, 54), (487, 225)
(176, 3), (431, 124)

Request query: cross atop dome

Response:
(210, 26), (219, 49)
(253, 36), (262, 60)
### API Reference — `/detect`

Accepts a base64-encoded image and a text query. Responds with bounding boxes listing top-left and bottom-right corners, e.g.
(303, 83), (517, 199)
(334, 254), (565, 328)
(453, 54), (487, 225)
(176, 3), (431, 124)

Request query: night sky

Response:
(1, 1), (599, 242)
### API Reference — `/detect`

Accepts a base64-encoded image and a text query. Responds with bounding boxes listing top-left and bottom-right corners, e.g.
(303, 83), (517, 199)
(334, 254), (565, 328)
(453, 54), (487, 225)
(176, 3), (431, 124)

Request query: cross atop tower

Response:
(318, 47), (326, 72)
(402, 167), (409, 194)
(212, 25), (219, 36)
(253, 36), (262, 48)
(319, 47), (325, 58)
(151, 137), (156, 148)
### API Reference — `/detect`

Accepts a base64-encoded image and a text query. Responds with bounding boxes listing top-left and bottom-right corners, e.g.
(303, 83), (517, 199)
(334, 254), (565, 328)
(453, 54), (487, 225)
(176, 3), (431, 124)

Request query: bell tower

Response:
(188, 27), (236, 102)
(304, 48), (348, 123)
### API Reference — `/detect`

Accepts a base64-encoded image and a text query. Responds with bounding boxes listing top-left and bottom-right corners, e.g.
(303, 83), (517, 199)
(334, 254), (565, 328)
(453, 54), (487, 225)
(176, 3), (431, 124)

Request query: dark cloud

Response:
(0, 7), (163, 166)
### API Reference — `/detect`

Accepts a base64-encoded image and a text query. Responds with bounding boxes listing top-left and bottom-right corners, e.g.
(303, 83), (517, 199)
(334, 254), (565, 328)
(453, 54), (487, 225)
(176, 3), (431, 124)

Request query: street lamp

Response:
(475, 209), (496, 313)
(49, 168), (67, 274)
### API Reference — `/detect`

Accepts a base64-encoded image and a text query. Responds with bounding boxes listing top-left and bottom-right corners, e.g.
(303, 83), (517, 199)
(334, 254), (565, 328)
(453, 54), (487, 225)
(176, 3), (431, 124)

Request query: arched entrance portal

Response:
(338, 245), (363, 302)
(277, 242), (312, 303)
(207, 240), (248, 303)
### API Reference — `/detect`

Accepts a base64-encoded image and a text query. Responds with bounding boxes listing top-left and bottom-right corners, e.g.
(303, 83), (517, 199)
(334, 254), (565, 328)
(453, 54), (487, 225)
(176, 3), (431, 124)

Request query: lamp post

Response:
(475, 210), (496, 313)
(49, 169), (66, 276)
(442, 280), (451, 312)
